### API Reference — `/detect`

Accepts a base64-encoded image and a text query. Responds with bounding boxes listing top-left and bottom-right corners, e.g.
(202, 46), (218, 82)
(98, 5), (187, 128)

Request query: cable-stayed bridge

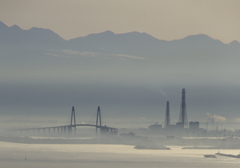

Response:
(15, 106), (118, 135)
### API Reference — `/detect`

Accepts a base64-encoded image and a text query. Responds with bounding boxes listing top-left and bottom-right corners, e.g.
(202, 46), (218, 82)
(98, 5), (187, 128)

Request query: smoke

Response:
(234, 118), (240, 123)
(158, 88), (167, 97)
(139, 117), (146, 121)
(207, 113), (226, 122)
(149, 83), (168, 98)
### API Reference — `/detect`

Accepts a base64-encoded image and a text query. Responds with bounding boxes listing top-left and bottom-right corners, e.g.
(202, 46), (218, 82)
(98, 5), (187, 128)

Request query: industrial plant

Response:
(148, 88), (201, 136)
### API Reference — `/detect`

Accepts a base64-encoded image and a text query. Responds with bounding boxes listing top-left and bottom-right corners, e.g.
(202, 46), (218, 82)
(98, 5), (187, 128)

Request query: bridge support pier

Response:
(74, 126), (76, 133)
(68, 126), (72, 134)
(100, 125), (109, 134)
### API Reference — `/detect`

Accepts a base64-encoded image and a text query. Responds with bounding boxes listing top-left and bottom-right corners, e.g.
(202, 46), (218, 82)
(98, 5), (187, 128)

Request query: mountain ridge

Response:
(1, 20), (240, 62)
(1, 21), (238, 45)
(1, 22), (240, 119)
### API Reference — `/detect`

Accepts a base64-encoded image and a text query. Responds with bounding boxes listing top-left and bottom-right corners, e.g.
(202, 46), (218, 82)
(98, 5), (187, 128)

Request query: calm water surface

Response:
(0, 141), (239, 168)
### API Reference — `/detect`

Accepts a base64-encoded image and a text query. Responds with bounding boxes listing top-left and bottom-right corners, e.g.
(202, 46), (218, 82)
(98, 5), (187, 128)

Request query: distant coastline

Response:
(1, 136), (240, 149)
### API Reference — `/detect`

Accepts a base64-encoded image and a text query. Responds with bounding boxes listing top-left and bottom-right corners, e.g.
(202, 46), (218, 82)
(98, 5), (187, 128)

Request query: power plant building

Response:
(148, 123), (162, 131)
(189, 121), (200, 130)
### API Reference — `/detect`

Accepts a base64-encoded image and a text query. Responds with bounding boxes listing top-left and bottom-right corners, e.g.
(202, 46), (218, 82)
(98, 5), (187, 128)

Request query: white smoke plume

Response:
(207, 113), (226, 122)
(234, 118), (240, 123)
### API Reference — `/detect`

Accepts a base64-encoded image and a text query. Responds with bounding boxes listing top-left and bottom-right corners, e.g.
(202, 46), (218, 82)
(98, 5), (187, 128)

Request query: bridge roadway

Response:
(15, 106), (118, 134)
(16, 124), (118, 134)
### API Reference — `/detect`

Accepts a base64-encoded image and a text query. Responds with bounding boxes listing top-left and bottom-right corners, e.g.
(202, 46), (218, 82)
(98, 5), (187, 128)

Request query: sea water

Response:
(0, 141), (240, 168)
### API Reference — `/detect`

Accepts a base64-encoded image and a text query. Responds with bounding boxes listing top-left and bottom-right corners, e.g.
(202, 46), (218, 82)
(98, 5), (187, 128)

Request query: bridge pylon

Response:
(70, 106), (76, 133)
(96, 106), (102, 134)
(14, 106), (118, 135)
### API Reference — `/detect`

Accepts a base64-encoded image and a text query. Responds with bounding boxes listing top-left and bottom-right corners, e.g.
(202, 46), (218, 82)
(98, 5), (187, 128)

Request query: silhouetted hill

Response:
(1, 20), (240, 79)
(0, 21), (66, 48)
(67, 30), (166, 56)
(2, 21), (240, 119)
(1, 21), (240, 60)
(0, 21), (9, 31)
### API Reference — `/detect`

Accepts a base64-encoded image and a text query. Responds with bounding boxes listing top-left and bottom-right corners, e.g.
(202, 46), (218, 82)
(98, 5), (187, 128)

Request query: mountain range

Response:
(1, 21), (240, 120)
(1, 20), (240, 84)
(1, 21), (240, 58)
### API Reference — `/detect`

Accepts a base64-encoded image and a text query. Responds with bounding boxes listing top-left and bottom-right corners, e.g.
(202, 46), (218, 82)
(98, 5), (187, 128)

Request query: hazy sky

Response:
(0, 0), (240, 43)
(1, 0), (240, 124)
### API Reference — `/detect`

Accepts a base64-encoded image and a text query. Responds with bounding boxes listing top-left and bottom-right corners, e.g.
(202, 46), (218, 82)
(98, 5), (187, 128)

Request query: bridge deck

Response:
(15, 124), (117, 131)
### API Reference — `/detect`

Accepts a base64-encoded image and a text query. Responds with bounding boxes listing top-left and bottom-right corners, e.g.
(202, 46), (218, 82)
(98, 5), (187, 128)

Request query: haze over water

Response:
(0, 142), (239, 168)
(1, 1), (240, 167)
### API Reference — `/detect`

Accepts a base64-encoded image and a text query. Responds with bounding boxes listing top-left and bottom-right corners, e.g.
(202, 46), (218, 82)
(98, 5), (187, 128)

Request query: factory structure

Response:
(148, 88), (201, 134)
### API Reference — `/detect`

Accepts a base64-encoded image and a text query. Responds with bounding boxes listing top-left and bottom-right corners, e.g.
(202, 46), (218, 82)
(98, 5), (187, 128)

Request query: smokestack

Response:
(179, 88), (188, 128)
(165, 101), (170, 128)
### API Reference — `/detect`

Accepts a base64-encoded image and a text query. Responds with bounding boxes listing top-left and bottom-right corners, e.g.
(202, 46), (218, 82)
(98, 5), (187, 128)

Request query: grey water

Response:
(0, 141), (240, 168)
